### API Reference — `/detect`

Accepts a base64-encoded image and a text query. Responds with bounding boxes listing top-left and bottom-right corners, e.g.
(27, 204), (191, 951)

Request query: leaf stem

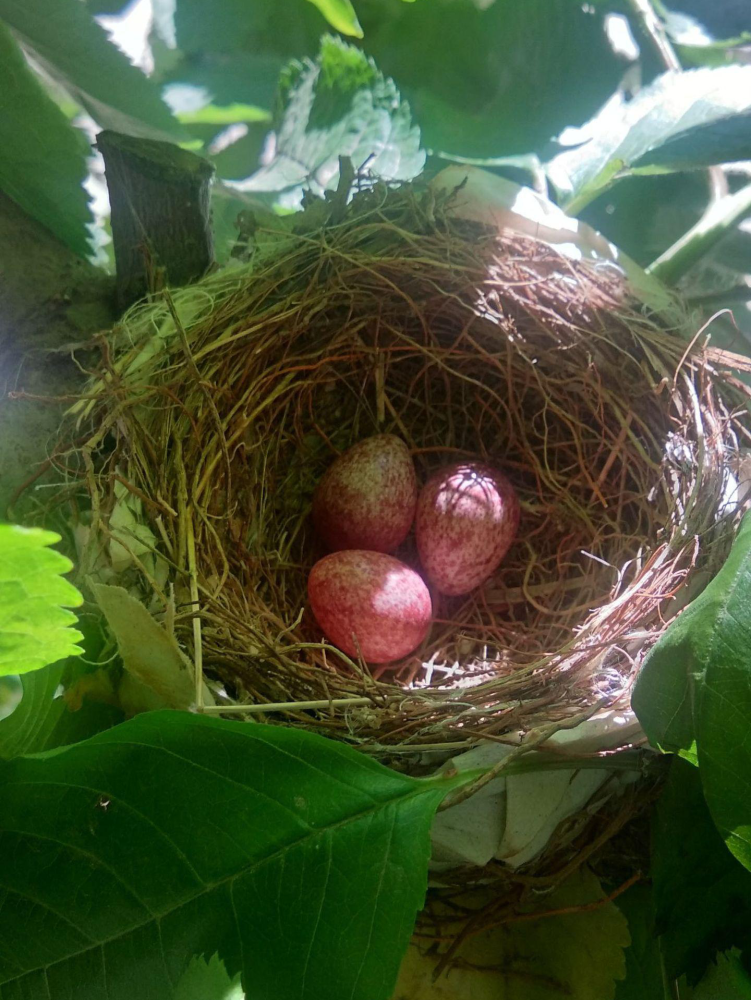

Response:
(624, 0), (681, 71)
(648, 182), (751, 285)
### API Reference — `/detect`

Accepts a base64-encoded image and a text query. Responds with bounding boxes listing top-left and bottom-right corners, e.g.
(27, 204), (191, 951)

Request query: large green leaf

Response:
(614, 885), (668, 1000)
(691, 951), (751, 1000)
(0, 23), (91, 255)
(237, 35), (424, 197)
(0, 662), (122, 760)
(633, 110), (751, 173)
(0, 711), (467, 999)
(632, 512), (751, 760)
(173, 0), (619, 160)
(0, 525), (84, 677)
(358, 0), (621, 159)
(651, 759), (751, 983)
(174, 0), (324, 57)
(0, 0), (182, 140)
(548, 66), (751, 213)
(695, 525), (751, 870)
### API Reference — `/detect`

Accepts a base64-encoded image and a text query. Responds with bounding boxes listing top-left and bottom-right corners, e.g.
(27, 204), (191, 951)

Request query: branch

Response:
(97, 130), (215, 308)
(648, 182), (751, 286)
(624, 0), (681, 71)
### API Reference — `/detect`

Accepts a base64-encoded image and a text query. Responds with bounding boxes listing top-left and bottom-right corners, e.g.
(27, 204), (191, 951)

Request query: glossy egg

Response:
(416, 462), (519, 596)
(312, 434), (417, 553)
(308, 550), (432, 663)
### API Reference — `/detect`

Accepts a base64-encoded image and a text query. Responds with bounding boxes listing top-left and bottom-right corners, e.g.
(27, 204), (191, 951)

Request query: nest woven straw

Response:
(64, 182), (749, 751)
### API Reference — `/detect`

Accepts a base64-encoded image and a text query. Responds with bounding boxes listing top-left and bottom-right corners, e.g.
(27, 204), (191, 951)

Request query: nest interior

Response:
(63, 184), (749, 751)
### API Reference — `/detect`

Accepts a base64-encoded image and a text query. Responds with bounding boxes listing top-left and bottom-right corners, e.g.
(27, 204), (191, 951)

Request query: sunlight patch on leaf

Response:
(307, 0), (363, 38)
(233, 35), (424, 200)
(0, 524), (83, 677)
(0, 0), (182, 140)
(548, 66), (751, 213)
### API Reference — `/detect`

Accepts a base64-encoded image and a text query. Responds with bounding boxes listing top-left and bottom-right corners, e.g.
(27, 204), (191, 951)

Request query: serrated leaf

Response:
(0, 23), (91, 256)
(632, 513), (751, 758)
(0, 662), (122, 760)
(651, 759), (751, 983)
(393, 867), (629, 1000)
(692, 950), (751, 1000)
(237, 35), (424, 197)
(0, 711), (466, 1000)
(308, 0), (363, 38)
(548, 66), (751, 212)
(0, 0), (182, 140)
(0, 524), (84, 677)
(613, 885), (668, 1000)
(174, 955), (243, 1000)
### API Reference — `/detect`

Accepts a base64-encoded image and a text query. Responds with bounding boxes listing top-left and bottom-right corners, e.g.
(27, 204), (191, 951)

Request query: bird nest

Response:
(59, 182), (750, 755)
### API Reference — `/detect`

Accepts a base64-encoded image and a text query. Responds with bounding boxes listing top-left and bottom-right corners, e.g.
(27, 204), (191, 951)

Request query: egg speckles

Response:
(416, 463), (519, 596)
(308, 550), (432, 663)
(312, 435), (417, 553)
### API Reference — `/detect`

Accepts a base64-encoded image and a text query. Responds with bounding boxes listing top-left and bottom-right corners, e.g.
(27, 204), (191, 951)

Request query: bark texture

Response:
(98, 130), (214, 308)
(0, 191), (115, 516)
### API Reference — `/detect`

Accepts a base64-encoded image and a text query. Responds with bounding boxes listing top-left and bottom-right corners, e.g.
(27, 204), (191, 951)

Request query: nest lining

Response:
(60, 184), (749, 751)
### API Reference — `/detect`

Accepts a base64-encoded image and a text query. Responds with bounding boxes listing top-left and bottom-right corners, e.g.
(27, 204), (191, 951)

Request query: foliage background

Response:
(1, 1), (751, 998)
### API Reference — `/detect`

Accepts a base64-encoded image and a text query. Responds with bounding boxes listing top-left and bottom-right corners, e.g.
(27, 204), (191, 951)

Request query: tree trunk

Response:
(0, 191), (115, 517)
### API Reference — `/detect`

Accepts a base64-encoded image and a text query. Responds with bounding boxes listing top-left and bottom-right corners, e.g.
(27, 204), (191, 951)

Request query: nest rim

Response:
(57, 182), (750, 756)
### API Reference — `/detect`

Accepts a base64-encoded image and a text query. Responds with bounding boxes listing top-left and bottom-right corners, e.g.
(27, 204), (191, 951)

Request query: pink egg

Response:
(416, 462), (519, 596)
(308, 550), (432, 663)
(312, 435), (417, 553)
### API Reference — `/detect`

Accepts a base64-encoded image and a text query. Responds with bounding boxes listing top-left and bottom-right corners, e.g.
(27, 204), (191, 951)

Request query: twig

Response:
(199, 696), (387, 715)
(648, 183), (751, 286)
(625, 0), (728, 229)
(624, 0), (680, 70)
(438, 701), (607, 809)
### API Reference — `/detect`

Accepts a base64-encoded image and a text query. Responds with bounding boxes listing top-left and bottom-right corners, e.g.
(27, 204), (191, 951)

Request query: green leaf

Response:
(0, 524), (84, 677)
(239, 35), (424, 196)
(632, 513), (751, 758)
(548, 66), (751, 213)
(90, 583), (206, 710)
(677, 34), (751, 69)
(163, 54), (285, 118)
(651, 759), (751, 983)
(175, 103), (270, 126)
(633, 111), (751, 173)
(0, 23), (91, 256)
(695, 525), (751, 870)
(307, 0), (363, 38)
(174, 0), (324, 57)
(691, 951), (751, 1000)
(359, 0), (621, 159)
(0, 711), (466, 999)
(0, 0), (182, 140)
(0, 662), (122, 760)
(394, 867), (629, 999)
(174, 955), (243, 1000)
(614, 885), (668, 1000)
